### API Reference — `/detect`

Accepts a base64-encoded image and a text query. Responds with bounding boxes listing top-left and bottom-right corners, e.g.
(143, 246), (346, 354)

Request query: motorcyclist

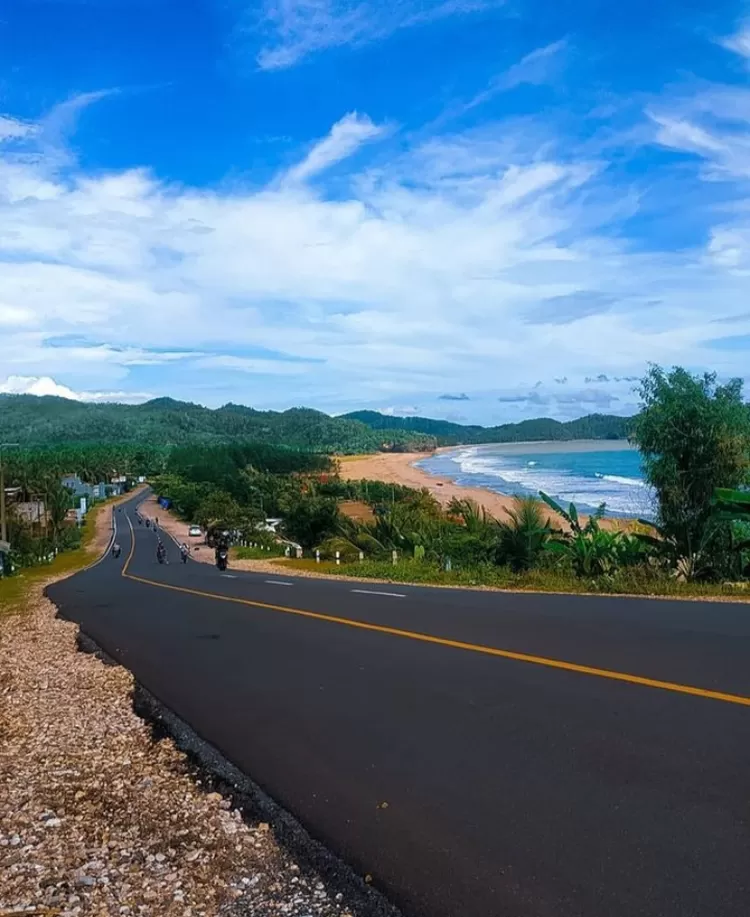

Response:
(215, 534), (229, 571)
(179, 542), (189, 564)
(112, 542), (121, 559)
(156, 541), (166, 564)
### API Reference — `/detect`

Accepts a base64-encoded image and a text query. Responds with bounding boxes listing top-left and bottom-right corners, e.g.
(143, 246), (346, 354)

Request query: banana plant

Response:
(539, 492), (606, 535)
(712, 487), (750, 521)
(539, 491), (626, 577)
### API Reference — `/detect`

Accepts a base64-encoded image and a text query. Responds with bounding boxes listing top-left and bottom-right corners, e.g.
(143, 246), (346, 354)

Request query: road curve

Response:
(48, 493), (750, 917)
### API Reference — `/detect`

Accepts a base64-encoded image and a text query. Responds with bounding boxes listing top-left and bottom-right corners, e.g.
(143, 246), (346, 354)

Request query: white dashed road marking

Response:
(265, 580), (294, 587)
(351, 589), (406, 598)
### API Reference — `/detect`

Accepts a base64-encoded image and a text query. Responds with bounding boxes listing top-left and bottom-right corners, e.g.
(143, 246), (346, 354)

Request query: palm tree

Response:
(496, 496), (553, 572)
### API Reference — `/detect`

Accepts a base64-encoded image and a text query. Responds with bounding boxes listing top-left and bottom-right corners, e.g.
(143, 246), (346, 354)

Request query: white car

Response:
(188, 525), (202, 538)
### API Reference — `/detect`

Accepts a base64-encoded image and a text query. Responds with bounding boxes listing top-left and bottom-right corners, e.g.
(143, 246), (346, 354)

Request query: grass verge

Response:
(233, 545), (287, 560)
(280, 557), (750, 601)
(0, 500), (113, 615)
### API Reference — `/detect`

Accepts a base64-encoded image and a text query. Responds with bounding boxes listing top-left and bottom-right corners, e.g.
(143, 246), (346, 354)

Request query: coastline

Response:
(338, 452), (522, 521)
(337, 446), (637, 529)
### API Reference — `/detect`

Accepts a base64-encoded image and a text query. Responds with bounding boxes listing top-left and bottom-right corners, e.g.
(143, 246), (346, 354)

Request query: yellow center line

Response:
(121, 514), (750, 708)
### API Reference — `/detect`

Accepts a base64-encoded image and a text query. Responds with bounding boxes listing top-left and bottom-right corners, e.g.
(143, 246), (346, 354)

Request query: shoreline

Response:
(338, 449), (636, 529)
(338, 452), (524, 521)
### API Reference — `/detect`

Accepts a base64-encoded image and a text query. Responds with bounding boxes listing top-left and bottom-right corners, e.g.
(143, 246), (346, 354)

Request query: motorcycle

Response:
(216, 549), (228, 572)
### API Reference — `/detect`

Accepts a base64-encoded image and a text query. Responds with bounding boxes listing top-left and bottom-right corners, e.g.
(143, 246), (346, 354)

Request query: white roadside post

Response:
(315, 549), (320, 564)
(392, 549), (398, 566)
(335, 551), (340, 566)
(296, 546), (302, 559)
(359, 550), (364, 562)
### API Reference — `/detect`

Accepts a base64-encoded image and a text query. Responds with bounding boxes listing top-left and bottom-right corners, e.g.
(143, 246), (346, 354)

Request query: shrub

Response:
(632, 366), (750, 559)
(495, 496), (553, 572)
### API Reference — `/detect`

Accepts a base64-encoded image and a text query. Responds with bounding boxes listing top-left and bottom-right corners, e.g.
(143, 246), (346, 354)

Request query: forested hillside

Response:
(341, 410), (633, 444)
(0, 394), (633, 452)
(0, 395), (435, 453)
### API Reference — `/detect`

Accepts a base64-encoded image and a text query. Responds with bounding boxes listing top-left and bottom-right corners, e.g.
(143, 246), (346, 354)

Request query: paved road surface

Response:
(49, 494), (750, 917)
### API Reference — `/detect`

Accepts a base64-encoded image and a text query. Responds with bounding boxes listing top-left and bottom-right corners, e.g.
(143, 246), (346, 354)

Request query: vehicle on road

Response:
(216, 546), (228, 571)
(188, 525), (202, 537)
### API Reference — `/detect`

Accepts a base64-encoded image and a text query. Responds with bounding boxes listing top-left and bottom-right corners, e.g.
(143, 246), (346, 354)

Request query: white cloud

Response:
(1, 71), (750, 419)
(256, 0), (503, 69)
(283, 112), (386, 184)
(193, 355), (314, 375)
(720, 21), (750, 58)
(0, 375), (153, 403)
(0, 115), (36, 143)
(456, 40), (567, 118)
(648, 85), (750, 180)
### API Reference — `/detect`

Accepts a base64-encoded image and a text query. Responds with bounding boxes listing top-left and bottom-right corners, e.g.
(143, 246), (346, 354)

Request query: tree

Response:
(631, 366), (750, 559)
(281, 495), (340, 548)
(46, 481), (72, 546)
(195, 490), (242, 533)
(497, 496), (553, 572)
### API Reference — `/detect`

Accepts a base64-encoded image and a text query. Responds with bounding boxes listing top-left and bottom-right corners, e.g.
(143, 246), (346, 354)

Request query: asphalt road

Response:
(48, 493), (750, 917)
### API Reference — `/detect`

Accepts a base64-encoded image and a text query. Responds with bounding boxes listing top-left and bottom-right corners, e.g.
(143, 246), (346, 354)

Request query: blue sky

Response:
(1, 0), (750, 424)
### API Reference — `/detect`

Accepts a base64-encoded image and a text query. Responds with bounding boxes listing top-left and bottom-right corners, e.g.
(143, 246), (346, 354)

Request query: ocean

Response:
(415, 441), (655, 518)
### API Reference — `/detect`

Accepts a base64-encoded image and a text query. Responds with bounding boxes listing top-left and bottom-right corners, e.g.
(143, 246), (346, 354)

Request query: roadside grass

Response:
(233, 544), (287, 560)
(0, 500), (114, 616)
(278, 557), (750, 601)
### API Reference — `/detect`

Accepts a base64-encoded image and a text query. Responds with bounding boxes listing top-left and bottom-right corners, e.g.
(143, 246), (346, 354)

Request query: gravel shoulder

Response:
(0, 498), (363, 917)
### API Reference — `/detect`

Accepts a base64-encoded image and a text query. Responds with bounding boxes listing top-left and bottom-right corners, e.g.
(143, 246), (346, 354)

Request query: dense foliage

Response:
(3, 444), (164, 489)
(4, 364), (750, 595)
(342, 410), (632, 444)
(631, 367), (750, 578)
(0, 395), (435, 453)
(0, 443), (160, 573)
(0, 394), (633, 452)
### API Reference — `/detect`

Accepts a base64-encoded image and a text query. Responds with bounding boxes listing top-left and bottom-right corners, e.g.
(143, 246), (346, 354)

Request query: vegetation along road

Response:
(49, 493), (750, 917)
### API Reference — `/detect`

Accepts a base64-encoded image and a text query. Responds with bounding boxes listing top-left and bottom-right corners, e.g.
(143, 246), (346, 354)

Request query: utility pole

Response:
(0, 443), (20, 548)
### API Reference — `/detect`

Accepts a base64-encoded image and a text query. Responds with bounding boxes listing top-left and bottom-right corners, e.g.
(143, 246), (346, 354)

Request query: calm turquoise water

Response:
(416, 444), (654, 517)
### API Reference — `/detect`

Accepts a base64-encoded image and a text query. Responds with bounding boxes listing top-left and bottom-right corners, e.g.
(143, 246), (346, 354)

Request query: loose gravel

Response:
(0, 581), (359, 917)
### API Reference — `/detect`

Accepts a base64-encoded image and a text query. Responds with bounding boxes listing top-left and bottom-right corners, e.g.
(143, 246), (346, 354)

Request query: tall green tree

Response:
(281, 494), (340, 548)
(631, 366), (750, 558)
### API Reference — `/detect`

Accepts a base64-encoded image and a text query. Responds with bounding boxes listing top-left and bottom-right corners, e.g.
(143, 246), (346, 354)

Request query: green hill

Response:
(0, 394), (633, 453)
(0, 395), (435, 454)
(341, 410), (633, 444)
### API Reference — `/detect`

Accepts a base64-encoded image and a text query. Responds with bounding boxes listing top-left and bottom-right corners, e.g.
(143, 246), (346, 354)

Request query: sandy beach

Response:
(338, 452), (521, 520)
(337, 451), (631, 530)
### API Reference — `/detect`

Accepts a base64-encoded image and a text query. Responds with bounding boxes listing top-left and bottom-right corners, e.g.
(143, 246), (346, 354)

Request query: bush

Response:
(495, 497), (552, 571)
(632, 366), (750, 560)
(317, 537), (362, 562)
